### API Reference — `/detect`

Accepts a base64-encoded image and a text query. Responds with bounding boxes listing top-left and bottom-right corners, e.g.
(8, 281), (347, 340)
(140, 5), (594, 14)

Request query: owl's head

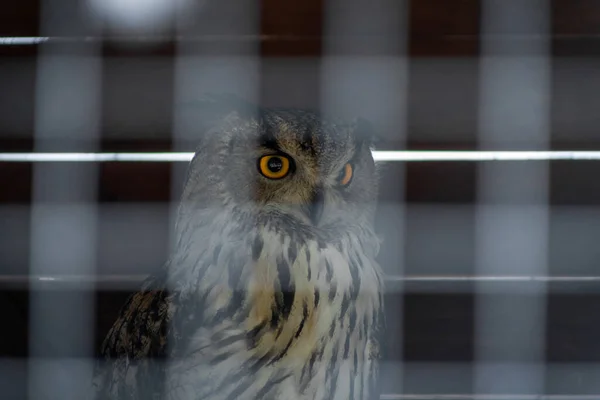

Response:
(179, 95), (379, 235)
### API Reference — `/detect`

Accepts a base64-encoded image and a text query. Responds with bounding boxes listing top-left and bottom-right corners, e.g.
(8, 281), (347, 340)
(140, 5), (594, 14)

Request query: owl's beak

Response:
(308, 186), (325, 225)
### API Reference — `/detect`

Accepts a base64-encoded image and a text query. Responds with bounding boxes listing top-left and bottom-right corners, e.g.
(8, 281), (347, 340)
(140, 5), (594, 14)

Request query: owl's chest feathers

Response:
(178, 226), (383, 371)
(162, 224), (384, 399)
(248, 230), (380, 356)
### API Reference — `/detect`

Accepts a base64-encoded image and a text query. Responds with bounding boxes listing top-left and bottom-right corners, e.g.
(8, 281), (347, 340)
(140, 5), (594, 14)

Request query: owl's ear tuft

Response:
(354, 117), (385, 149)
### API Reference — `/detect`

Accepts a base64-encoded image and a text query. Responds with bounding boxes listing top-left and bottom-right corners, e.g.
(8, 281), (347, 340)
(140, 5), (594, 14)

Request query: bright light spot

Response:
(87, 0), (191, 34)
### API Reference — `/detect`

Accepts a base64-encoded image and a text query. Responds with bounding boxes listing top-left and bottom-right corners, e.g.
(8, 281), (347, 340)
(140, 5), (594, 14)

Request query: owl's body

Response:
(93, 96), (385, 400)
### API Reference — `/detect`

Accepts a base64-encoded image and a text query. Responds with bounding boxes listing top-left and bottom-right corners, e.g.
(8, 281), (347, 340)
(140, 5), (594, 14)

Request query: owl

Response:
(92, 94), (386, 400)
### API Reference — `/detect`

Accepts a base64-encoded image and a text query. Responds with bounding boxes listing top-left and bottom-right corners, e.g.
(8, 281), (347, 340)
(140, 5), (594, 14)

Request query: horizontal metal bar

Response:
(1, 275), (595, 293)
(389, 275), (600, 283)
(0, 152), (193, 162)
(0, 36), (51, 45)
(3, 151), (600, 163)
(0, 274), (146, 284)
(381, 395), (600, 400)
(2, 34), (600, 46)
(372, 151), (600, 162)
(2, 274), (599, 284)
(0, 35), (309, 45)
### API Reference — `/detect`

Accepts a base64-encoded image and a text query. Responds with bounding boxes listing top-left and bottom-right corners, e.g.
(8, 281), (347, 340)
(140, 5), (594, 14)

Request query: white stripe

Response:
(2, 151), (600, 163)
(0, 152), (193, 162)
(373, 151), (600, 161)
(0, 37), (50, 45)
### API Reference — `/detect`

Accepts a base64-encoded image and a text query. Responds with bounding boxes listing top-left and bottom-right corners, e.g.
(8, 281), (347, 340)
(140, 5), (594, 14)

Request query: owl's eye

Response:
(338, 163), (354, 187)
(258, 155), (292, 180)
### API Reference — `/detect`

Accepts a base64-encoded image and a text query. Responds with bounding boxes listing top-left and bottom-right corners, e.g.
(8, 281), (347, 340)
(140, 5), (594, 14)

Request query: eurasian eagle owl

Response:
(93, 94), (385, 400)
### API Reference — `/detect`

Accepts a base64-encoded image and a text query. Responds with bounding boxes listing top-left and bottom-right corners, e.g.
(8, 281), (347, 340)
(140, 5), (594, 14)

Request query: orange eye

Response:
(258, 155), (291, 180)
(338, 163), (353, 187)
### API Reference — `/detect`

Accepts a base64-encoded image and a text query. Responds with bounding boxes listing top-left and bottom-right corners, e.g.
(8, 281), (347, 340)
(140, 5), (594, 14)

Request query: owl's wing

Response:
(92, 273), (172, 399)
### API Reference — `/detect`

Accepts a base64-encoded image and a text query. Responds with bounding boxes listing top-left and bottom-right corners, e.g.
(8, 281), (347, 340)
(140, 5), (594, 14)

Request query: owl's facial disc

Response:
(247, 122), (374, 227)
(190, 107), (378, 229)
(255, 155), (358, 227)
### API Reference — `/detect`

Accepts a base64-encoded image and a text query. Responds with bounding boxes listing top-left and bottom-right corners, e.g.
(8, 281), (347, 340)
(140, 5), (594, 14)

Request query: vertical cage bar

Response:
(169, 1), (261, 235)
(475, 0), (551, 396)
(27, 0), (101, 398)
(164, 1), (261, 396)
(321, 0), (410, 394)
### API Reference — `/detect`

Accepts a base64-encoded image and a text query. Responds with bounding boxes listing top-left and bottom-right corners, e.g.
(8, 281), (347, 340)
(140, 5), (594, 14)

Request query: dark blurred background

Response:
(2, 0), (600, 399)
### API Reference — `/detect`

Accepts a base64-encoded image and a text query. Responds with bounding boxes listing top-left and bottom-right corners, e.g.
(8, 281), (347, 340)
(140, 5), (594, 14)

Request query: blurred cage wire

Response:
(1, 0), (600, 399)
